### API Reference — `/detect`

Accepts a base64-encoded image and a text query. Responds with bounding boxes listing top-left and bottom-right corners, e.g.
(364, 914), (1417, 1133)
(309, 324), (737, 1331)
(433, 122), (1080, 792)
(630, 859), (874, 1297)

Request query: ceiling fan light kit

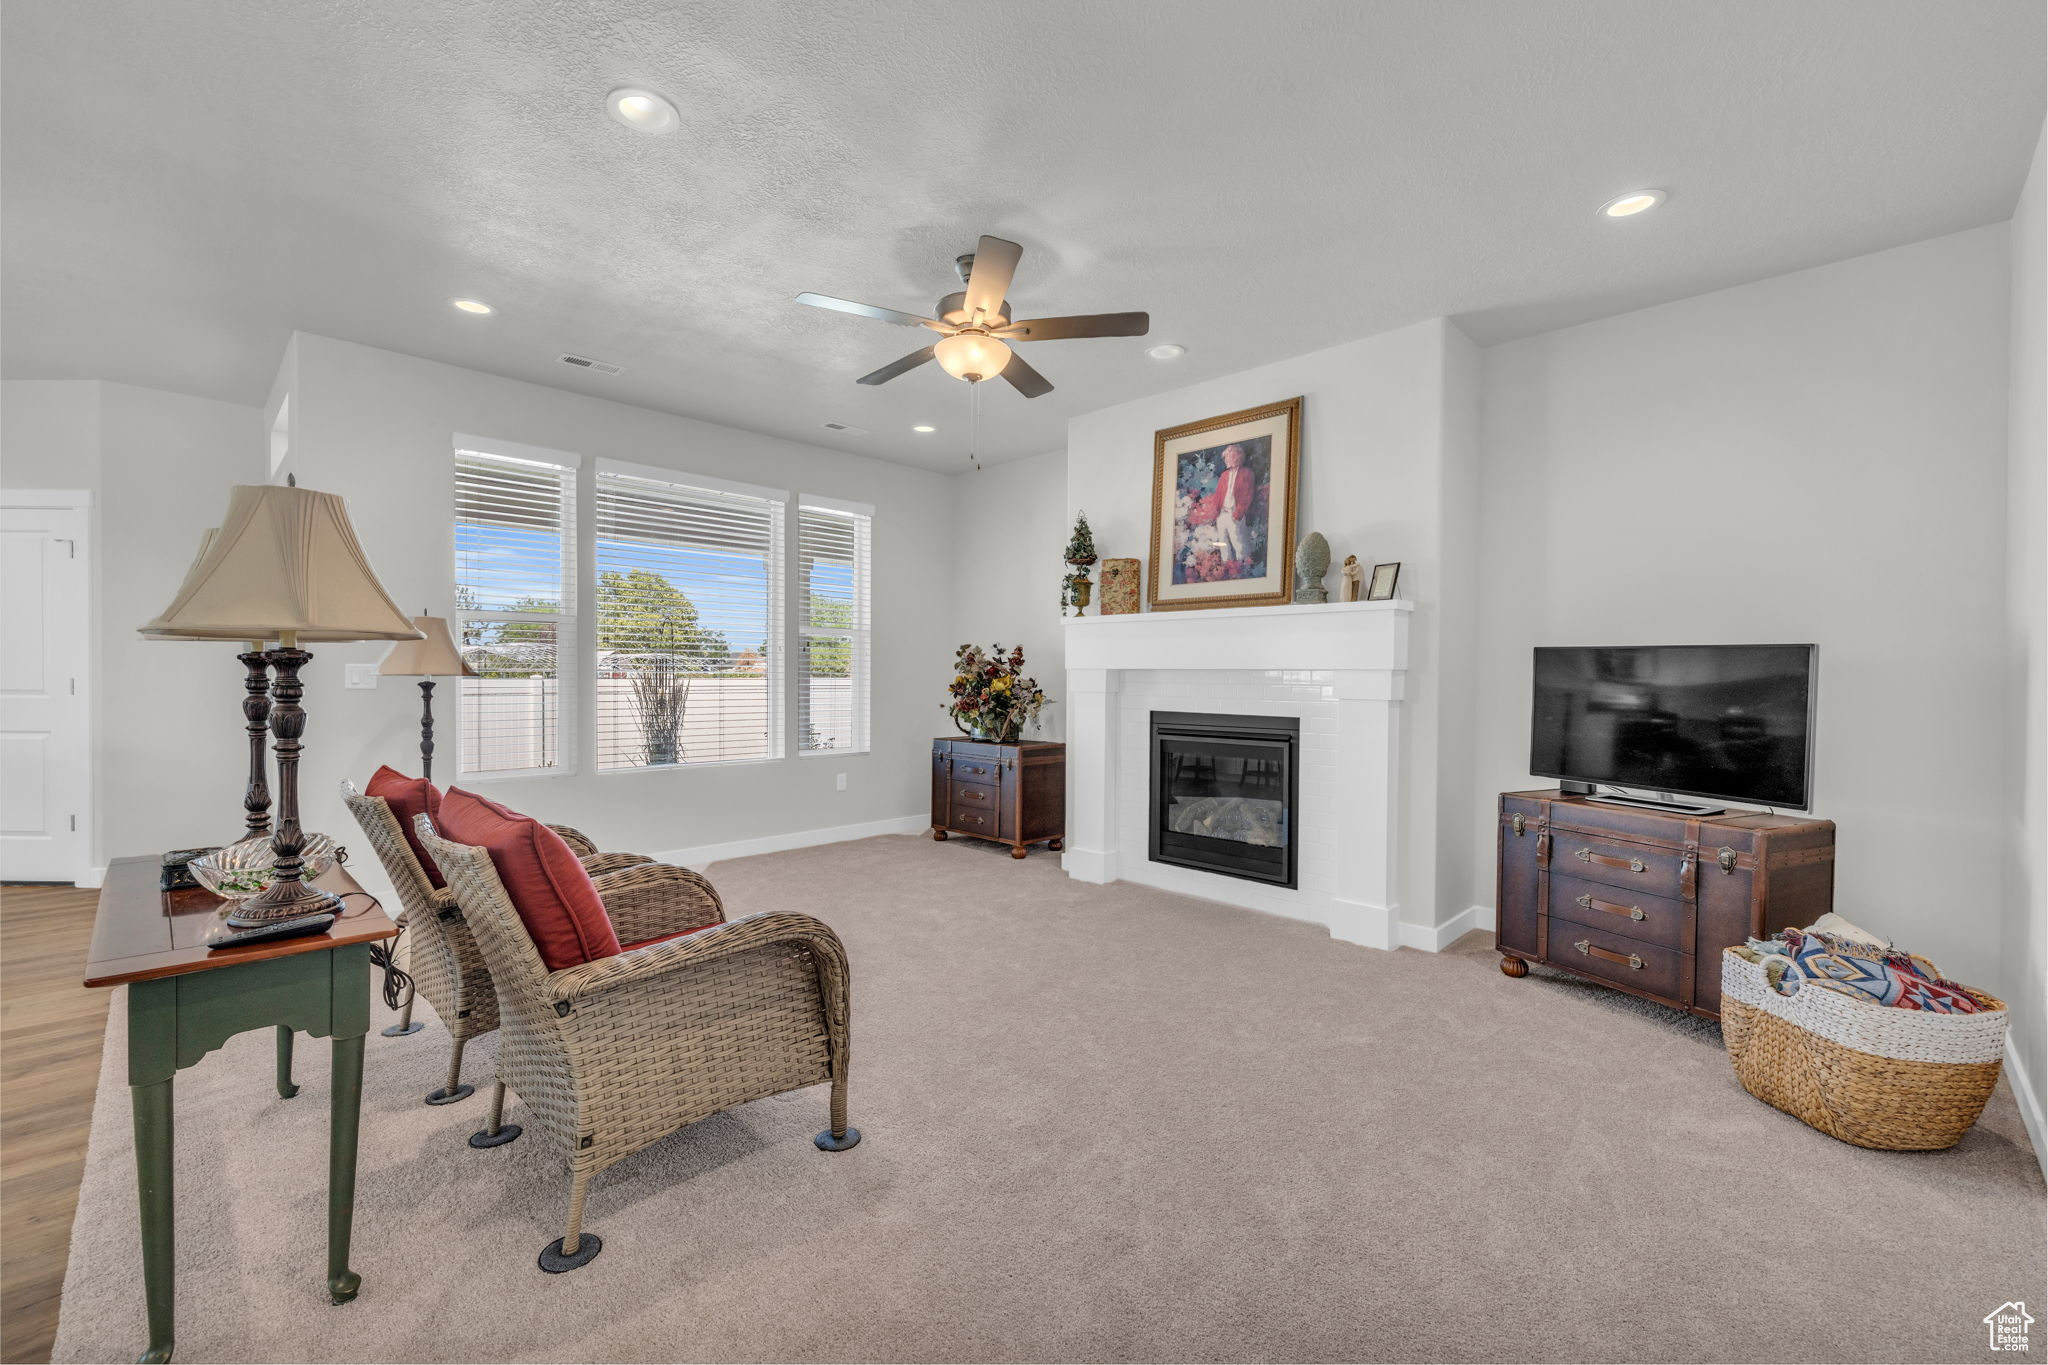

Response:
(934, 331), (1012, 383)
(796, 234), (1151, 399)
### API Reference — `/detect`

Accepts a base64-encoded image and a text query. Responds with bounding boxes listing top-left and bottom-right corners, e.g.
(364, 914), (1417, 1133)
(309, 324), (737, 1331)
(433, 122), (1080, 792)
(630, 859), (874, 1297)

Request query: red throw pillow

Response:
(366, 765), (445, 888)
(436, 788), (621, 971)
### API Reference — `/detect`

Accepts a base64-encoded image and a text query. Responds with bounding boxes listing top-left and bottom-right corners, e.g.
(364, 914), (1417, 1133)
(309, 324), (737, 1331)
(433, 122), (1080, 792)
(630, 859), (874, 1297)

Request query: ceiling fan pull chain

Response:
(970, 378), (982, 471)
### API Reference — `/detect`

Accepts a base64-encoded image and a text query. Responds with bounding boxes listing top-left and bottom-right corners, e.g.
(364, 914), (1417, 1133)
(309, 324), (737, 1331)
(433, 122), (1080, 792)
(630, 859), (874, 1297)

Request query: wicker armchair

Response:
(416, 815), (857, 1273)
(342, 781), (658, 1104)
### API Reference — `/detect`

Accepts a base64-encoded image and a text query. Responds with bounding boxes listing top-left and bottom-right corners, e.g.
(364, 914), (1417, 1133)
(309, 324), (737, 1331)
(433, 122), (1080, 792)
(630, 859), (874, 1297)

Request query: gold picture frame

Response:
(1147, 396), (1303, 611)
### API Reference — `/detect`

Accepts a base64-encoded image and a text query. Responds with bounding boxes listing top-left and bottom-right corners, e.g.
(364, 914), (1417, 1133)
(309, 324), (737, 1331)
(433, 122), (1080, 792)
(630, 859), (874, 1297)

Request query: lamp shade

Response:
(140, 483), (424, 644)
(379, 616), (477, 677)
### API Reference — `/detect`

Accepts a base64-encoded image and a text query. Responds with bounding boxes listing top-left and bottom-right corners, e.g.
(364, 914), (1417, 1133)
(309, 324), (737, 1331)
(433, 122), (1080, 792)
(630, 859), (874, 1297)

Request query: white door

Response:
(1, 497), (91, 883)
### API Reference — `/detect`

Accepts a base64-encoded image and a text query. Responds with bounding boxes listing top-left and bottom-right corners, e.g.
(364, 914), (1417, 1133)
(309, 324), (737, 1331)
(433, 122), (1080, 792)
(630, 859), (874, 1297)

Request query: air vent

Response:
(558, 353), (624, 376)
(822, 421), (869, 435)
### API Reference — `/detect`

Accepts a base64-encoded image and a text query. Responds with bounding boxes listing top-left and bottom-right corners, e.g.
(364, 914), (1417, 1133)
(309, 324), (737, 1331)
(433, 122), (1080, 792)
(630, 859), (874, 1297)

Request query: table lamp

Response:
(378, 615), (476, 782)
(141, 480), (422, 926)
(157, 527), (281, 844)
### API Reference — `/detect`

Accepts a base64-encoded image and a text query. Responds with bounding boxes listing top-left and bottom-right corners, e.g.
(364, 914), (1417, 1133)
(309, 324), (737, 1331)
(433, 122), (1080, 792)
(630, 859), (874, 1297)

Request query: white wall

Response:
(1, 379), (266, 873)
(1062, 318), (1480, 931)
(2003, 123), (2045, 1155)
(1473, 224), (2014, 997)
(948, 448), (1068, 741)
(277, 334), (958, 881)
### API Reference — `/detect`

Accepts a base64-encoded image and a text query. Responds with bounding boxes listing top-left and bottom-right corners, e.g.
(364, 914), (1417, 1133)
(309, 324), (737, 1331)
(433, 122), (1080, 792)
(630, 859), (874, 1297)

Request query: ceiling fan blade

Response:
(998, 348), (1054, 398)
(796, 292), (943, 330)
(856, 346), (937, 386)
(998, 311), (1151, 342)
(962, 236), (1023, 326)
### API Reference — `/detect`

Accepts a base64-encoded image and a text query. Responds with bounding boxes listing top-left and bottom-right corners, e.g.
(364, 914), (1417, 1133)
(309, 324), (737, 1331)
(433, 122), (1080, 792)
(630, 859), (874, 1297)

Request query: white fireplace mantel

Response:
(1060, 600), (1411, 949)
(1064, 599), (1411, 678)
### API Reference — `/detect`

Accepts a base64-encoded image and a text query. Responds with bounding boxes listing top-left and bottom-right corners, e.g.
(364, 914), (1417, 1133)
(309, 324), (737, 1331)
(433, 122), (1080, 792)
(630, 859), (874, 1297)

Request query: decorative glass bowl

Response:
(189, 834), (338, 901)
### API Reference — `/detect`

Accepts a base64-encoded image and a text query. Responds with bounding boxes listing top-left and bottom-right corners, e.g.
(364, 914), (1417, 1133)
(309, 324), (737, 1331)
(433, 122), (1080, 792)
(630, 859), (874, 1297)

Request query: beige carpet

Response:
(52, 834), (2045, 1364)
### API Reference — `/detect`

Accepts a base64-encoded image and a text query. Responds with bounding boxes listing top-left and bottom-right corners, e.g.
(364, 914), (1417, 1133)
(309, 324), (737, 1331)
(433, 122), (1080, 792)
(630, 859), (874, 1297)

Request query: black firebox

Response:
(1148, 711), (1299, 888)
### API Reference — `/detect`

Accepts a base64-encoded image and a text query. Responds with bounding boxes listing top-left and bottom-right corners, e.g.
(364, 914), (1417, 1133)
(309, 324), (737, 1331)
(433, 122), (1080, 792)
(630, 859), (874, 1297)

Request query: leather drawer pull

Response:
(1576, 892), (1645, 922)
(957, 815), (986, 827)
(1575, 939), (1644, 970)
(962, 765), (992, 777)
(1575, 847), (1646, 873)
(959, 787), (988, 801)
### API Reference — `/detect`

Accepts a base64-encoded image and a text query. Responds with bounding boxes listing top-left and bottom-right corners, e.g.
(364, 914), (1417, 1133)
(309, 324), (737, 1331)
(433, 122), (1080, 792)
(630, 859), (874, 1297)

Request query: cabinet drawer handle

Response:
(1575, 892), (1645, 922)
(964, 765), (990, 777)
(959, 787), (987, 801)
(959, 815), (985, 827)
(1575, 939), (1644, 970)
(1575, 847), (1646, 873)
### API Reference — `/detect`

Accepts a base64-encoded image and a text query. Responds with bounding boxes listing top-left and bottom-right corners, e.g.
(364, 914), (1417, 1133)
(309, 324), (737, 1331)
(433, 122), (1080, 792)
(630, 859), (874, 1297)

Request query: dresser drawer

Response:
(1545, 919), (1686, 1002)
(947, 805), (1007, 839)
(951, 782), (1000, 813)
(1546, 872), (1689, 951)
(950, 755), (1004, 787)
(1551, 831), (1688, 899)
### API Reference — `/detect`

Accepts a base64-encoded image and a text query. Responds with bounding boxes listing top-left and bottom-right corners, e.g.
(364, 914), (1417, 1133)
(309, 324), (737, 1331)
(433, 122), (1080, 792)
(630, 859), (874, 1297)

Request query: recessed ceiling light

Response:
(912, 425), (936, 433)
(1600, 189), (1667, 218)
(607, 87), (678, 135)
(449, 298), (494, 314)
(1146, 343), (1186, 360)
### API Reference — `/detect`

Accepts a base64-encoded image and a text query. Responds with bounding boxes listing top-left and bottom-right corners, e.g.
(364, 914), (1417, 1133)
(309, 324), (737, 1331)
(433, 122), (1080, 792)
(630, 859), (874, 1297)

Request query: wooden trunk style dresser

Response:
(1495, 790), (1835, 1019)
(930, 738), (1066, 858)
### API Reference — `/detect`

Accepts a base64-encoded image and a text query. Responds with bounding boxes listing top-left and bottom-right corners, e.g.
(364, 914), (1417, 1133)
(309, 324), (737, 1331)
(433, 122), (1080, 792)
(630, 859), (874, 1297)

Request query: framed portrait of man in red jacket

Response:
(1148, 395), (1302, 611)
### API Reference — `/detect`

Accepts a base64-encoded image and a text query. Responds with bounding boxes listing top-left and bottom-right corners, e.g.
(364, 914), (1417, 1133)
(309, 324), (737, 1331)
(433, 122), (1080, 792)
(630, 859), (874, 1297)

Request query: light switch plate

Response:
(344, 664), (380, 690)
(836, 773), (848, 791)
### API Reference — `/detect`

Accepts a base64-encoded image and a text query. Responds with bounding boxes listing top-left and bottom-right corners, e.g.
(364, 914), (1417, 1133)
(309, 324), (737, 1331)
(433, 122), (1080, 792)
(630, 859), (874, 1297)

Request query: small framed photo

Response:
(1366, 562), (1401, 601)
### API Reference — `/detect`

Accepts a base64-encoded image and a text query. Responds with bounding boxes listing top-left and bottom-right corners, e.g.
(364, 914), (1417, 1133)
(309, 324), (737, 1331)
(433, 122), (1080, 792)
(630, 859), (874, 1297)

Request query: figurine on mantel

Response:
(1341, 554), (1364, 602)
(1293, 531), (1330, 603)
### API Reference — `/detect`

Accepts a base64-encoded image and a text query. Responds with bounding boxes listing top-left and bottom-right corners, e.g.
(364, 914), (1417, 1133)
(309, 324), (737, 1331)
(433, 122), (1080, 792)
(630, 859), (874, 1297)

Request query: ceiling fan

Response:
(795, 234), (1150, 398)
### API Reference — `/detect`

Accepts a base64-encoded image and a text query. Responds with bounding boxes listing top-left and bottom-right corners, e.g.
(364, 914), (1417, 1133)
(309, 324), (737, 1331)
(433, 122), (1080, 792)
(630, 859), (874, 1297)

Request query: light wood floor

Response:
(1, 884), (108, 1365)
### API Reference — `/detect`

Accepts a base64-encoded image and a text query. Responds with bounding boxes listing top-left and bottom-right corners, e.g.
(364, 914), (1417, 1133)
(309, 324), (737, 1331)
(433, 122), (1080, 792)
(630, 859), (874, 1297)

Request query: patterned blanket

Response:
(1744, 930), (1986, 1015)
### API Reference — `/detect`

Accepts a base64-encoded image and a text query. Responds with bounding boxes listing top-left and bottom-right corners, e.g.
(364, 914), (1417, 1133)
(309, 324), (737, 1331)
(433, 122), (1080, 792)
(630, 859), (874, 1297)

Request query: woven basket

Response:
(1720, 948), (2008, 1151)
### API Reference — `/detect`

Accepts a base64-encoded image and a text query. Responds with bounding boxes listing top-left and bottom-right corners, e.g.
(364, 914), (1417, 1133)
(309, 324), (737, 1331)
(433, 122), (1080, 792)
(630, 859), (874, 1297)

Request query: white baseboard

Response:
(2006, 1036), (2046, 1178)
(1397, 904), (1496, 953)
(653, 813), (927, 871)
(75, 866), (106, 890)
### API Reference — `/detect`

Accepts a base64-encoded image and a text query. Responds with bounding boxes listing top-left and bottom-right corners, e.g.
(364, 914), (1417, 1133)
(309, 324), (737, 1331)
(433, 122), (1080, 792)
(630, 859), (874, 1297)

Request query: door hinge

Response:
(70, 814), (77, 831)
(69, 678), (77, 695)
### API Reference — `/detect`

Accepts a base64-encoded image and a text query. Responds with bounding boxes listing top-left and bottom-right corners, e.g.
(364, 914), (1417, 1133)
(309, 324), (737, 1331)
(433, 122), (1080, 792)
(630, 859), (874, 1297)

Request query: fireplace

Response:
(1149, 711), (1300, 888)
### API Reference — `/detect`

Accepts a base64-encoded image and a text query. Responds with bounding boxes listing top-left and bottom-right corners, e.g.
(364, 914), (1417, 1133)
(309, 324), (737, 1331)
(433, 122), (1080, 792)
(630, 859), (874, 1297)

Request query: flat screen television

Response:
(1530, 644), (1816, 810)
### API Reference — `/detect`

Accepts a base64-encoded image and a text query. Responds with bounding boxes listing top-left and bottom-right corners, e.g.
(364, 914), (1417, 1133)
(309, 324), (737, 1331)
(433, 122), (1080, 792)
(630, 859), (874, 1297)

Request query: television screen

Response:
(1530, 644), (1815, 809)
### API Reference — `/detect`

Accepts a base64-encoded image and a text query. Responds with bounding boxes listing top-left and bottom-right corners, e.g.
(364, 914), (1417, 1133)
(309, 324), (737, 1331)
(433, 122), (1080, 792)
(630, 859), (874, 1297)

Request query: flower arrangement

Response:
(945, 642), (1047, 743)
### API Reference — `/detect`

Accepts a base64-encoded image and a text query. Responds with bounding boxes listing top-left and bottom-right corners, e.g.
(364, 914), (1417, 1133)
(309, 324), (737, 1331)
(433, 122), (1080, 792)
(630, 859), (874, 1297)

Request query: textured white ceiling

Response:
(3, 0), (2041, 470)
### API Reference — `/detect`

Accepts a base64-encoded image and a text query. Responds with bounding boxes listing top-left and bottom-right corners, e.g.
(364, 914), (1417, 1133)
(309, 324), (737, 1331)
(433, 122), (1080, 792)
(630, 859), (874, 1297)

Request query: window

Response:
(454, 441), (577, 777)
(593, 463), (783, 768)
(796, 499), (871, 755)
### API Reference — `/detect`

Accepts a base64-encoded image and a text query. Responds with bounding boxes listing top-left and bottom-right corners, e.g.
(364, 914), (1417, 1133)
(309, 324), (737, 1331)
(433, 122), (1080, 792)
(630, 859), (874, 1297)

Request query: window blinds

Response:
(594, 467), (783, 768)
(796, 503), (871, 755)
(454, 447), (576, 776)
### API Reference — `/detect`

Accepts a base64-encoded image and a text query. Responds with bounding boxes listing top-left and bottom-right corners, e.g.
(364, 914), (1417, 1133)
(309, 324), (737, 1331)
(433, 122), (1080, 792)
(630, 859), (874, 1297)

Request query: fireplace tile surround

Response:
(1062, 601), (1410, 949)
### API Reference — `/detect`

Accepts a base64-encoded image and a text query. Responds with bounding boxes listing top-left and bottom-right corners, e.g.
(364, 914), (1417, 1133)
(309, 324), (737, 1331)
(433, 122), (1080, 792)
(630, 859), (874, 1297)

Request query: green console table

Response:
(83, 856), (397, 1364)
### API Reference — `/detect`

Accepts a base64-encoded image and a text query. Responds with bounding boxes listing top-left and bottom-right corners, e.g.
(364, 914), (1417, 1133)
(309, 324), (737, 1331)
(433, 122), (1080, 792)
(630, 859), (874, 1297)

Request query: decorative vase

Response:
(955, 713), (1022, 743)
(1069, 576), (1094, 615)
